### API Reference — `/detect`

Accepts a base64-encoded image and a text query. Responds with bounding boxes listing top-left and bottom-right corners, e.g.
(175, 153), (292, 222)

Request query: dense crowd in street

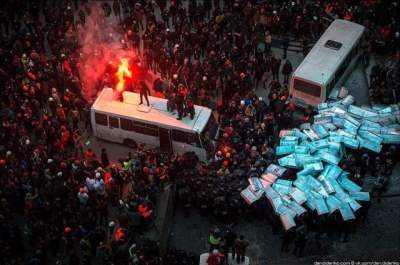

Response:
(0, 0), (399, 264)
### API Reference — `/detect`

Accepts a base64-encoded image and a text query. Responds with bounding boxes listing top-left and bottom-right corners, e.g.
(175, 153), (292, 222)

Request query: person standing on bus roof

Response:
(184, 97), (195, 120)
(139, 81), (150, 106)
(175, 89), (184, 120)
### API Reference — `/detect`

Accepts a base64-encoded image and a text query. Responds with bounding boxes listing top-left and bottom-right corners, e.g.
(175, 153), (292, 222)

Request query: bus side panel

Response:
(172, 141), (187, 157)
(196, 148), (207, 161)
(335, 54), (362, 93)
(120, 130), (158, 148)
(172, 141), (207, 161)
(93, 123), (112, 142)
(103, 126), (122, 143)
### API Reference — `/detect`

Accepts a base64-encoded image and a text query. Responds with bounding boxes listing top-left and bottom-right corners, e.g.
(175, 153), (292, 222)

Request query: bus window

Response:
(171, 129), (202, 147)
(293, 79), (321, 97)
(324, 40), (342, 50)
(109, 116), (119, 128)
(200, 115), (217, 152)
(133, 121), (158, 136)
(186, 133), (201, 147)
(171, 129), (186, 142)
(121, 118), (133, 131)
(95, 113), (108, 126)
(134, 121), (158, 130)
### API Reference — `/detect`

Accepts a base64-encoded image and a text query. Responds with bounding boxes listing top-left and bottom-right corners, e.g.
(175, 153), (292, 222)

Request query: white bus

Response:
(91, 88), (216, 161)
(289, 19), (365, 107)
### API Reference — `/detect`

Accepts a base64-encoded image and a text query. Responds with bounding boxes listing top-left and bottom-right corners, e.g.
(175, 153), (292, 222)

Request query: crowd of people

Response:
(0, 0), (399, 264)
(368, 62), (400, 104)
(206, 227), (249, 265)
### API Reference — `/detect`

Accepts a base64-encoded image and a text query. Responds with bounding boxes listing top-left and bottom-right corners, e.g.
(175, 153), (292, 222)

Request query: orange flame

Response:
(115, 58), (132, 92)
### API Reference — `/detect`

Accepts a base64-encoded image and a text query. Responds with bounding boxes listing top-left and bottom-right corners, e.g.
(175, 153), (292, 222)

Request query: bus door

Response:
(159, 127), (172, 153)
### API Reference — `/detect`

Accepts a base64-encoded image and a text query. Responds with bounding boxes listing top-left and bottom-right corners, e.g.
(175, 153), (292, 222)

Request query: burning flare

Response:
(115, 58), (132, 92)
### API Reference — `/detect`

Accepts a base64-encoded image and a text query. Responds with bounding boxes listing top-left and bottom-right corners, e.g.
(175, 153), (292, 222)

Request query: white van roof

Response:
(293, 19), (365, 86)
(91, 88), (212, 133)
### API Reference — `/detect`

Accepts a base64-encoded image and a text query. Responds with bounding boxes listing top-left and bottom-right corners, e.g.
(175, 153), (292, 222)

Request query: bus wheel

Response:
(123, 139), (137, 149)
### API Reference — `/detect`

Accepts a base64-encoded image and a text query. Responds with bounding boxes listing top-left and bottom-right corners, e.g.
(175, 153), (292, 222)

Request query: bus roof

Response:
(292, 19), (365, 86)
(92, 88), (212, 133)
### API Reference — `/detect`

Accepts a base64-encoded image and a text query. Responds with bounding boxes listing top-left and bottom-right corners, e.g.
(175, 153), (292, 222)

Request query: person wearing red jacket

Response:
(60, 126), (70, 151)
(207, 249), (221, 265)
(62, 57), (72, 73)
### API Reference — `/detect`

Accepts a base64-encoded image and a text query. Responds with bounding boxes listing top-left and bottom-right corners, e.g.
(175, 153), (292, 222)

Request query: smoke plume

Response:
(76, 3), (138, 100)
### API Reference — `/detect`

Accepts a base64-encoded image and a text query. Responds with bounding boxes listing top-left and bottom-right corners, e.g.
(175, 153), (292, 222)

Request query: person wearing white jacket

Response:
(94, 173), (106, 196)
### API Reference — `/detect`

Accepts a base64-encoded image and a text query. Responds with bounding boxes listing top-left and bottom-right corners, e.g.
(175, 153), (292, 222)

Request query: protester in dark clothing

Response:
(265, 31), (272, 53)
(302, 38), (309, 56)
(371, 174), (388, 204)
(292, 227), (307, 257)
(139, 81), (151, 106)
(185, 97), (195, 120)
(282, 60), (293, 85)
(281, 229), (295, 252)
(101, 148), (110, 167)
(175, 91), (184, 120)
(271, 57), (281, 82)
(282, 37), (290, 59)
(223, 228), (237, 261)
(234, 235), (249, 263)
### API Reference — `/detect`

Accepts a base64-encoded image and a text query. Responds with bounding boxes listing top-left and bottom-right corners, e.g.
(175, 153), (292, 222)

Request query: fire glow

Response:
(115, 58), (132, 92)
(76, 3), (142, 100)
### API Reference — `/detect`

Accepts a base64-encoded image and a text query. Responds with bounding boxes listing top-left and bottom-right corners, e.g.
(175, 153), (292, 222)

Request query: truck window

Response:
(95, 113), (108, 126)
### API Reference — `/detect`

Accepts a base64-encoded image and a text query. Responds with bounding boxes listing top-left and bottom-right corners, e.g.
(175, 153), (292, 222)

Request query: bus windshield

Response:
(293, 79), (321, 98)
(200, 114), (218, 153)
